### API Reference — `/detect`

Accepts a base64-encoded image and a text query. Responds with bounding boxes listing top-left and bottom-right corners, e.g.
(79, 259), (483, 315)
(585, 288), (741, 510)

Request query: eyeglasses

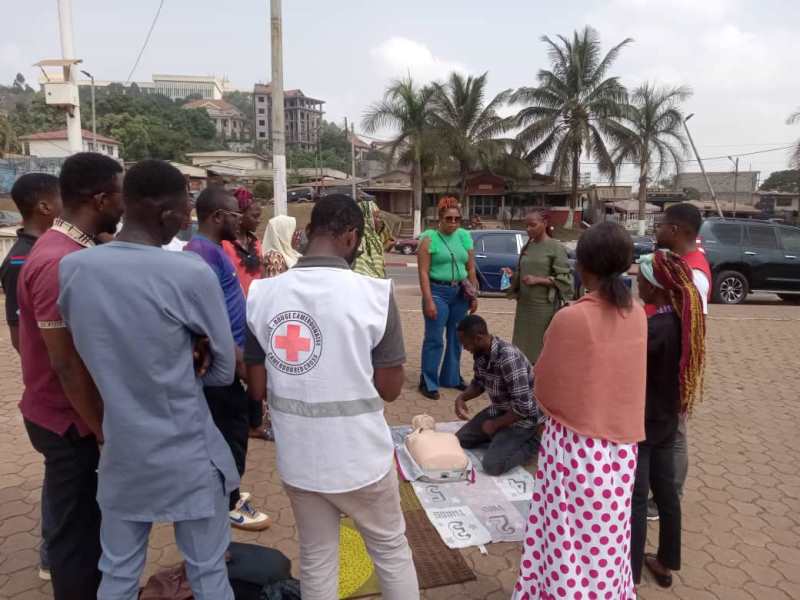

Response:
(217, 209), (243, 219)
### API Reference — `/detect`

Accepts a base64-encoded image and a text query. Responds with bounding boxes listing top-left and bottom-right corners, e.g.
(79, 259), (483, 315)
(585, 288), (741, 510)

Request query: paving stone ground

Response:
(1, 290), (800, 599)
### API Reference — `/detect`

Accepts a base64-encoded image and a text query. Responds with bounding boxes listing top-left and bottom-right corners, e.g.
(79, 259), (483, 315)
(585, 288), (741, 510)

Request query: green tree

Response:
(0, 114), (19, 154)
(760, 169), (800, 193)
(363, 77), (436, 235)
(430, 72), (512, 202)
(101, 113), (151, 160)
(8, 93), (63, 136)
(78, 85), (218, 160)
(613, 83), (691, 234)
(511, 27), (633, 227)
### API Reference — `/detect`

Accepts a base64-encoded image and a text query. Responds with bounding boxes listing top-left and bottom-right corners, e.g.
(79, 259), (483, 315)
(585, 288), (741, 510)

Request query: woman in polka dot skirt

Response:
(513, 223), (648, 600)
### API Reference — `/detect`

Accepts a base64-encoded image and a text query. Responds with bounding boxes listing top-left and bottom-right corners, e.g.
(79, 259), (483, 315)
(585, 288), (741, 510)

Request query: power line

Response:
(126, 0), (165, 84)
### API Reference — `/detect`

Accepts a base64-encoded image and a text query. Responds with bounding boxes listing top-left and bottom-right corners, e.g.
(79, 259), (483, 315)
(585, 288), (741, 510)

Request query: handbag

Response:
(436, 232), (477, 302)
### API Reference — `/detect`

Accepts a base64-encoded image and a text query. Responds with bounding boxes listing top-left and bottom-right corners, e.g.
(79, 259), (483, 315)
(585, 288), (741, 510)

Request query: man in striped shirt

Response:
(454, 314), (543, 476)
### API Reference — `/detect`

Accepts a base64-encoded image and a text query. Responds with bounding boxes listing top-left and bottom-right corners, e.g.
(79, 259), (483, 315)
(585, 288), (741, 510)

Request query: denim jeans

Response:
(631, 431), (682, 584)
(421, 283), (469, 392)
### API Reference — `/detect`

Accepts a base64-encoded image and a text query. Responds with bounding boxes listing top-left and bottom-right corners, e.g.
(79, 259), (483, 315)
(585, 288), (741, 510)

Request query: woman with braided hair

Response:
(631, 250), (706, 589)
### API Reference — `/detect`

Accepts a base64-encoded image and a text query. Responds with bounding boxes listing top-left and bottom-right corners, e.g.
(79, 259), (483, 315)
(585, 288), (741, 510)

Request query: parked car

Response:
(699, 217), (800, 304)
(632, 235), (655, 260)
(175, 219), (199, 244)
(394, 236), (420, 255)
(471, 230), (528, 292)
(288, 188), (313, 202)
(0, 211), (22, 227)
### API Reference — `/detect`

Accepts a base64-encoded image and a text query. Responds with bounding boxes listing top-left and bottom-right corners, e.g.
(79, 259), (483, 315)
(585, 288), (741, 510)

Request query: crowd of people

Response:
(0, 151), (709, 600)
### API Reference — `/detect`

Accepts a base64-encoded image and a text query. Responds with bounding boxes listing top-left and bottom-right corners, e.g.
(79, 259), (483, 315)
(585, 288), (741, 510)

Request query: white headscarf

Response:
(263, 215), (301, 268)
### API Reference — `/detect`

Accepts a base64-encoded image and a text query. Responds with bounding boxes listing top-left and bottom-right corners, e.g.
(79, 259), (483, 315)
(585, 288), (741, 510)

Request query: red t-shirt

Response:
(644, 248), (712, 317)
(17, 223), (94, 437)
(683, 249), (712, 293)
(222, 238), (264, 297)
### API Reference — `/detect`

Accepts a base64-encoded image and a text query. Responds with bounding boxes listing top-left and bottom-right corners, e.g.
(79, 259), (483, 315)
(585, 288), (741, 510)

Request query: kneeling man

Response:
(454, 315), (543, 476)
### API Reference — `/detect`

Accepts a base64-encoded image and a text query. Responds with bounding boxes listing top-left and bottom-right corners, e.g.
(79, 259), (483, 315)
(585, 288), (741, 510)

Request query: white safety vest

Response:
(247, 265), (395, 493)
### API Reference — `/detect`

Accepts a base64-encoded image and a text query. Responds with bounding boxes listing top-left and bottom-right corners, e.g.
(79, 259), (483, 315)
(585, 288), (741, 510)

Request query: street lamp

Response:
(728, 156), (740, 217)
(683, 113), (724, 218)
(80, 69), (97, 151)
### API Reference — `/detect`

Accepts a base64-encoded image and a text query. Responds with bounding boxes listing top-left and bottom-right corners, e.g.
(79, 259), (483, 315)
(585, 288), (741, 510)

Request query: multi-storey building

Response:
(253, 83), (324, 153)
(183, 99), (247, 140)
(77, 74), (227, 101)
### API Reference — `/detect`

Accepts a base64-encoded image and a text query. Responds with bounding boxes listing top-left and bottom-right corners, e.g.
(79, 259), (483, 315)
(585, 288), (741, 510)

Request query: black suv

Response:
(699, 217), (800, 304)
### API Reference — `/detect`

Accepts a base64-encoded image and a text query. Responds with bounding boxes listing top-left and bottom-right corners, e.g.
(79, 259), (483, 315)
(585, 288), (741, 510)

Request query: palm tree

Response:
(614, 84), (692, 235)
(511, 27), (634, 227)
(789, 108), (800, 169)
(363, 77), (436, 236)
(430, 72), (512, 203)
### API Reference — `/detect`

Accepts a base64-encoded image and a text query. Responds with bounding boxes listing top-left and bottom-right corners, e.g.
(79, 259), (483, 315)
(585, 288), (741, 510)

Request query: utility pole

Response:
(728, 156), (739, 217)
(80, 70), (96, 149)
(270, 0), (287, 216)
(57, 0), (82, 154)
(350, 123), (357, 200)
(683, 114), (723, 218)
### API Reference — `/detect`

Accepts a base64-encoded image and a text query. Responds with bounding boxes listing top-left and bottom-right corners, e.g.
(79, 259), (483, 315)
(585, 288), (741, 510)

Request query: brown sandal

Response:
(644, 553), (673, 588)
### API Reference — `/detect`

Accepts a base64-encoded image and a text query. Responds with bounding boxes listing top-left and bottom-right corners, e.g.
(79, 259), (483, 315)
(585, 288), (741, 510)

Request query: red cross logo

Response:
(274, 324), (311, 362)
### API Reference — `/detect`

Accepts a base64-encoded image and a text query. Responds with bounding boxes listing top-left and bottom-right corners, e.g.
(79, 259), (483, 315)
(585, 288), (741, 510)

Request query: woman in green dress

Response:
(508, 210), (573, 364)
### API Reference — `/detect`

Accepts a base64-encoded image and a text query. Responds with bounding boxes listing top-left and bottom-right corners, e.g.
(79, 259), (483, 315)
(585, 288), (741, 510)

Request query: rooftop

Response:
(19, 129), (120, 145)
(253, 83), (324, 104)
(185, 151), (266, 159)
(182, 99), (244, 116)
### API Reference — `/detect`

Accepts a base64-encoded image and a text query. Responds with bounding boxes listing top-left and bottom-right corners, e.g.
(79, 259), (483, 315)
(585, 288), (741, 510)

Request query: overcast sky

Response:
(4, 0), (799, 184)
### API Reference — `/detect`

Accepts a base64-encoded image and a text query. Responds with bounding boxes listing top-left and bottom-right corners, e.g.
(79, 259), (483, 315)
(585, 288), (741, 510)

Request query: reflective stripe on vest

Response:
(269, 393), (383, 418)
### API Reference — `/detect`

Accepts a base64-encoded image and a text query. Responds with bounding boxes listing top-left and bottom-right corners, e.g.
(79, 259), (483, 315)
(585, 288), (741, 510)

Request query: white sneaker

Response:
(38, 566), (51, 581)
(229, 497), (271, 531)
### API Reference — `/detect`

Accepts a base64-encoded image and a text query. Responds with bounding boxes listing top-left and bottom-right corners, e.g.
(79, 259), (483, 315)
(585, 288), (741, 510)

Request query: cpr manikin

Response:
(404, 414), (472, 482)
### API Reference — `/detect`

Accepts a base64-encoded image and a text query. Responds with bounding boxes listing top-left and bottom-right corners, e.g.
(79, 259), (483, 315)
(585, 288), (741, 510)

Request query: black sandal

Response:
(418, 384), (440, 400)
(644, 553), (673, 588)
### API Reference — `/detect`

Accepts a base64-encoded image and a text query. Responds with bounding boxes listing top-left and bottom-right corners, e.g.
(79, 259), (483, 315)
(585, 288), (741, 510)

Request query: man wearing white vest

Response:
(245, 195), (419, 600)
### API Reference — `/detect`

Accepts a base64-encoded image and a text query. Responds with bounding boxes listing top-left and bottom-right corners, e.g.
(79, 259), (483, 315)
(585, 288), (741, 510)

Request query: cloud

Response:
(370, 37), (467, 83)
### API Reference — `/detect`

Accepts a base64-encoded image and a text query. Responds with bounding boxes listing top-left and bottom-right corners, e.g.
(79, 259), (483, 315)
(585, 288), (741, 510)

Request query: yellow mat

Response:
(337, 481), (475, 600)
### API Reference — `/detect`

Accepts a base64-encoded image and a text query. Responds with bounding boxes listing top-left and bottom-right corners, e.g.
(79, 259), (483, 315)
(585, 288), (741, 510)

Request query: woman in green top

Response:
(507, 210), (573, 364)
(417, 197), (478, 400)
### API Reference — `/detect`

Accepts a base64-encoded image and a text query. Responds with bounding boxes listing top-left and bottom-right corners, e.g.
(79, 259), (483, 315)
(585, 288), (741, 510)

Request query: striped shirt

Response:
(472, 337), (542, 429)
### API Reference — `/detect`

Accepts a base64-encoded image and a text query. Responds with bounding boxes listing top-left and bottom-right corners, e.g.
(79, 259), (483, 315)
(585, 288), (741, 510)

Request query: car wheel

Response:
(713, 270), (748, 305)
(401, 245), (414, 256)
(778, 294), (800, 304)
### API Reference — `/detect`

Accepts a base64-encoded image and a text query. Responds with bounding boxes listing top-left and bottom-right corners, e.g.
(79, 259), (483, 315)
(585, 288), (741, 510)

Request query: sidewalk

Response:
(1, 295), (800, 598)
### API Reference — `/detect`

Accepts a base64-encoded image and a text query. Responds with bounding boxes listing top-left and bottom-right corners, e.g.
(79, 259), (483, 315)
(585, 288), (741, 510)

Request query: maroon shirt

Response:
(17, 220), (95, 437)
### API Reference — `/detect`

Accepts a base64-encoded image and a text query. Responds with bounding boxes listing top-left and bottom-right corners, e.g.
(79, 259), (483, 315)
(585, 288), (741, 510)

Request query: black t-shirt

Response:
(645, 310), (682, 445)
(0, 230), (37, 324)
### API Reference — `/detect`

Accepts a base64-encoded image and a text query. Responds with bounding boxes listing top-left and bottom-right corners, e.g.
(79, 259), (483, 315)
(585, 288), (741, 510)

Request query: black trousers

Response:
(205, 378), (250, 510)
(631, 431), (682, 583)
(24, 419), (101, 600)
(456, 407), (540, 476)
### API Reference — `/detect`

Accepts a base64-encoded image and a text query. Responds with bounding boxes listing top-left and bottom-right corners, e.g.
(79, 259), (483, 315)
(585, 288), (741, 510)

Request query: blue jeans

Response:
(421, 283), (469, 392)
